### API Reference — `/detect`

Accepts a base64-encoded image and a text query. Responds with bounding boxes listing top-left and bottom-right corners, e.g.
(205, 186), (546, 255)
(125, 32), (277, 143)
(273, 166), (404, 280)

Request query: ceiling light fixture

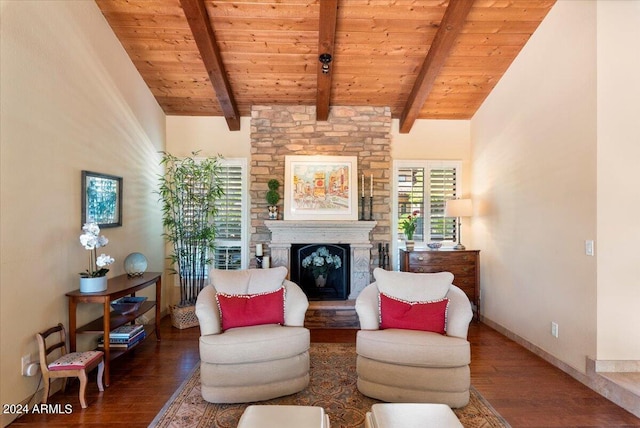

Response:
(319, 53), (332, 74)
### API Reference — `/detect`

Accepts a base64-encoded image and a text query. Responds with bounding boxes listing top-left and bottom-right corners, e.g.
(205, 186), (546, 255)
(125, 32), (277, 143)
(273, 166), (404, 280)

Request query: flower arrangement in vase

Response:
(301, 246), (342, 287)
(79, 222), (114, 292)
(400, 210), (420, 251)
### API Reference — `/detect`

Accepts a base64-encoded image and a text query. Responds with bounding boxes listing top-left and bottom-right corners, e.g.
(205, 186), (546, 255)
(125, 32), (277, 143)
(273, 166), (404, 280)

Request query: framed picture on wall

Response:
(284, 155), (358, 221)
(81, 170), (122, 228)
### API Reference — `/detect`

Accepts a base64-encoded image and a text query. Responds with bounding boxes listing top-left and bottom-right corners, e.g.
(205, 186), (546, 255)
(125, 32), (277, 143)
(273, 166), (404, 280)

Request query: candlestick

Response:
(256, 243), (263, 256)
(370, 174), (373, 197)
(368, 195), (374, 221)
(360, 196), (365, 220)
(384, 243), (390, 269)
(361, 174), (364, 198)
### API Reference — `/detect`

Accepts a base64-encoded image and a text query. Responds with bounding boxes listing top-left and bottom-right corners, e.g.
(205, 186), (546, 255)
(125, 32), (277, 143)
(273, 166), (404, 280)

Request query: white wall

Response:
(596, 1), (640, 361)
(166, 116), (252, 158)
(392, 118), (472, 197)
(0, 2), (165, 423)
(470, 1), (598, 372)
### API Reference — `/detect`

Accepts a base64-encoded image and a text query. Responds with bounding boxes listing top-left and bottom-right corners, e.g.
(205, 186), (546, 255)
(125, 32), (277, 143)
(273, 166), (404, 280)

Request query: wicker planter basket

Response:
(170, 304), (199, 329)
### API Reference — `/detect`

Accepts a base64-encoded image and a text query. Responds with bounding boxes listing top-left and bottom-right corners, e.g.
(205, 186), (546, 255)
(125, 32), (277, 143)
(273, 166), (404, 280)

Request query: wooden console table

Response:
(66, 272), (162, 387)
(399, 249), (480, 319)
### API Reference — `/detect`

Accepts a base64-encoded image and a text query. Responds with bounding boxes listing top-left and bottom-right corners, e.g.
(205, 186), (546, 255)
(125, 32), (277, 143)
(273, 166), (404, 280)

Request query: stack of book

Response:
(98, 324), (146, 350)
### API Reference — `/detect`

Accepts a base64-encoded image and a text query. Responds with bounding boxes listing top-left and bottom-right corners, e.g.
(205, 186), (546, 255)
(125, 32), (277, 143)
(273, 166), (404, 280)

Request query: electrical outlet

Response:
(551, 322), (559, 338)
(21, 354), (30, 375)
(585, 240), (594, 256)
(21, 354), (39, 376)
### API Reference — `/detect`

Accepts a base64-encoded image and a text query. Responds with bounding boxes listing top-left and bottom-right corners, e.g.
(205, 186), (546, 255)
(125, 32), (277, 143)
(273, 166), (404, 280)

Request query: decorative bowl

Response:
(111, 296), (147, 315)
(427, 242), (443, 250)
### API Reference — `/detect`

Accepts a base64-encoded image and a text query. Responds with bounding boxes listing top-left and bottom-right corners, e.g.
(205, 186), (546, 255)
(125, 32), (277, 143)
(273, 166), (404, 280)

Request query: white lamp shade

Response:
(445, 199), (473, 218)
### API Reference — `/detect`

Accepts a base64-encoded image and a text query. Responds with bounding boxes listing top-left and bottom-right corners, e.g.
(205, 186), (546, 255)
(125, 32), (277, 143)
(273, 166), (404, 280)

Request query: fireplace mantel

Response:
(265, 220), (376, 244)
(264, 220), (377, 298)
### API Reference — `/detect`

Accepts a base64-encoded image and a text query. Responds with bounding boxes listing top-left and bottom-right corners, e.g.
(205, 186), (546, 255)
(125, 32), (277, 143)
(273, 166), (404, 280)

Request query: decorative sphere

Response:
(124, 252), (148, 277)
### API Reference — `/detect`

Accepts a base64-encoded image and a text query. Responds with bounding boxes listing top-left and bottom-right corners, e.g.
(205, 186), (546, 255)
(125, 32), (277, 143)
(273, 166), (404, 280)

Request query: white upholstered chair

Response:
(195, 266), (310, 403)
(355, 268), (473, 408)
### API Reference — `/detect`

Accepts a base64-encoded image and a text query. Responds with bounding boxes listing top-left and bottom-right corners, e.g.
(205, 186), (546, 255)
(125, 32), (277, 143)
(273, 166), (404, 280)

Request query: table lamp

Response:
(445, 199), (473, 250)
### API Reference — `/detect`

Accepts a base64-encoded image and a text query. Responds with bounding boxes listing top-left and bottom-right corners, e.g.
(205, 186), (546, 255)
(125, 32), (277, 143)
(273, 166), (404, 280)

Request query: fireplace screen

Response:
(290, 243), (350, 300)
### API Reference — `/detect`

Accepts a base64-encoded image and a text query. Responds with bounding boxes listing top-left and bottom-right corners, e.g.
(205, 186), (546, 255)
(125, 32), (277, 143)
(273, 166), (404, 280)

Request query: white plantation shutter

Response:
(428, 167), (457, 241)
(214, 165), (243, 240)
(213, 160), (248, 270)
(395, 161), (461, 244)
(397, 167), (425, 241)
(212, 246), (243, 270)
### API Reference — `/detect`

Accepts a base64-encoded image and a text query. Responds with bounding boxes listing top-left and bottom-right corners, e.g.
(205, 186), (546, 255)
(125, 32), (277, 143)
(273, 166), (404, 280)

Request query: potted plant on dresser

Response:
(400, 210), (419, 251)
(158, 151), (224, 329)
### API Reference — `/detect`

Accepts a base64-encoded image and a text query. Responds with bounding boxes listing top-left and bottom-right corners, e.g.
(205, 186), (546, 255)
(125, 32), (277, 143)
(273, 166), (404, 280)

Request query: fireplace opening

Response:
(290, 243), (350, 300)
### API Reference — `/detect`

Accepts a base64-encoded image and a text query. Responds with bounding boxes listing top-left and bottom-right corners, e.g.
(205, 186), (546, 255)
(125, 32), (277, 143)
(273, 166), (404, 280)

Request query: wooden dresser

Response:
(399, 249), (480, 318)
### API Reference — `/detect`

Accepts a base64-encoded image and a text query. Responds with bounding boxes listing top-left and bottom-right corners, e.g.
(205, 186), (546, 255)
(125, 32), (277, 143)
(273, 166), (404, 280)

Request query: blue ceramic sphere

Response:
(124, 252), (148, 277)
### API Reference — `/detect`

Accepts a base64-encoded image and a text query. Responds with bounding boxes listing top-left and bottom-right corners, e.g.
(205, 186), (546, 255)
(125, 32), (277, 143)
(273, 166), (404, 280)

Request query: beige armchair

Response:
(195, 266), (310, 403)
(355, 268), (473, 408)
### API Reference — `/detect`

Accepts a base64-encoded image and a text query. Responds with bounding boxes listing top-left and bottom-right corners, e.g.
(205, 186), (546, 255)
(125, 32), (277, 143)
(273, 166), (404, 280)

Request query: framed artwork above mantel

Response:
(81, 170), (122, 228)
(284, 155), (358, 221)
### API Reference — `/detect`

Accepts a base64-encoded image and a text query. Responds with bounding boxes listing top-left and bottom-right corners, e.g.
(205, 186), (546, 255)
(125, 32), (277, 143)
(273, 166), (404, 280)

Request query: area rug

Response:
(149, 343), (509, 428)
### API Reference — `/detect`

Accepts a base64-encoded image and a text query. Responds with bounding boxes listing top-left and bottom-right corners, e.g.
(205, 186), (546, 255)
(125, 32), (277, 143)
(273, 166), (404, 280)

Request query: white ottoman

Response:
(238, 405), (330, 428)
(365, 403), (462, 428)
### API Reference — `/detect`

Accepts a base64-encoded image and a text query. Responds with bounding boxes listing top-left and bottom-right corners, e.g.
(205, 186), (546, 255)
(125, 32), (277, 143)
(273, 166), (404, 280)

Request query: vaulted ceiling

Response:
(96, 0), (555, 132)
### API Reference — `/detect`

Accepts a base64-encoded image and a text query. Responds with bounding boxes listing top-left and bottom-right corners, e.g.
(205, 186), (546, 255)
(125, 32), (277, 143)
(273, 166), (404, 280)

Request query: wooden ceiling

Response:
(96, 0), (555, 132)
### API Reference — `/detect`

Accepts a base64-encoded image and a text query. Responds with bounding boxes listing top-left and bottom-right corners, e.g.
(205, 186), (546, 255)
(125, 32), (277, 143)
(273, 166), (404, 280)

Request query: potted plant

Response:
(266, 178), (280, 220)
(157, 151), (224, 329)
(400, 210), (419, 251)
(78, 222), (114, 292)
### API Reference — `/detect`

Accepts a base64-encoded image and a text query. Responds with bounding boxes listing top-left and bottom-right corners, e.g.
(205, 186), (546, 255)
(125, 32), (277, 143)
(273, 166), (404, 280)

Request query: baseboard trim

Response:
(481, 316), (640, 418)
(593, 359), (640, 373)
(480, 317), (590, 383)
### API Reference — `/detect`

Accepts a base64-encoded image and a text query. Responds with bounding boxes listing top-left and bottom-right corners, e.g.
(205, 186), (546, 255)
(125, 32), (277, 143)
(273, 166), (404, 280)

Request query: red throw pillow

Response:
(216, 287), (285, 330)
(379, 292), (449, 334)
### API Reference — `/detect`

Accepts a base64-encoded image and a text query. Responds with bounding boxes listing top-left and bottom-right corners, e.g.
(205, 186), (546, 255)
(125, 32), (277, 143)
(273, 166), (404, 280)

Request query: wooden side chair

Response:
(36, 323), (105, 408)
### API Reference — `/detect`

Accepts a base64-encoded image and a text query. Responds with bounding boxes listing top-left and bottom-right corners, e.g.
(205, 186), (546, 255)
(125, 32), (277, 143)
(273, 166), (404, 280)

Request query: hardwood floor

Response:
(9, 317), (640, 427)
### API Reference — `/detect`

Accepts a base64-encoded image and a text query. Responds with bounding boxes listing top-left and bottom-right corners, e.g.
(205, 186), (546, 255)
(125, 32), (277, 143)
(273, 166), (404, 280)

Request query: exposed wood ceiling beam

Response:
(316, 0), (339, 121)
(399, 0), (474, 133)
(180, 0), (240, 130)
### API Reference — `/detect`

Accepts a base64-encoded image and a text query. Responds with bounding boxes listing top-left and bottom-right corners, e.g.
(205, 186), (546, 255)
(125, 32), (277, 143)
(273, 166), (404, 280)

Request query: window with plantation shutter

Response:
(393, 160), (462, 267)
(397, 167), (425, 241)
(428, 167), (457, 242)
(213, 159), (248, 270)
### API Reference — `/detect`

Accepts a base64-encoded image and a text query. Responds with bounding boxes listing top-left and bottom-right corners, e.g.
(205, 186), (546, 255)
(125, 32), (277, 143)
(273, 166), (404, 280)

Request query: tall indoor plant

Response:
(158, 151), (224, 328)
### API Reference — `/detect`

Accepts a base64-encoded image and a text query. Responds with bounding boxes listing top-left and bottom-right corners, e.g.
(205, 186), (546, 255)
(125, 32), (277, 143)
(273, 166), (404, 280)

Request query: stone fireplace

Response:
(250, 105), (392, 295)
(265, 220), (376, 299)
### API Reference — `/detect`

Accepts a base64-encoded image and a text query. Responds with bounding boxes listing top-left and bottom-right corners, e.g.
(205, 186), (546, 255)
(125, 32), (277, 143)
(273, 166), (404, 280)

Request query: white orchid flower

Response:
(80, 233), (97, 250)
(96, 236), (109, 247)
(79, 223), (114, 278)
(96, 253), (115, 268)
(82, 223), (100, 235)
